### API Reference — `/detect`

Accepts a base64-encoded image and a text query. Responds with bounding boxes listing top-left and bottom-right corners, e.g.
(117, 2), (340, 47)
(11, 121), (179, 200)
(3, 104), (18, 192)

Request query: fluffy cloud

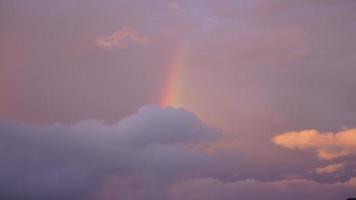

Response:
(0, 105), (217, 200)
(96, 26), (150, 49)
(168, 177), (356, 200)
(273, 128), (356, 160)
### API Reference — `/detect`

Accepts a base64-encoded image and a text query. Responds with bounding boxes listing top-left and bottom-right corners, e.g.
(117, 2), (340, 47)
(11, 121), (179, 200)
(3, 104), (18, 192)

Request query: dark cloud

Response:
(0, 105), (217, 200)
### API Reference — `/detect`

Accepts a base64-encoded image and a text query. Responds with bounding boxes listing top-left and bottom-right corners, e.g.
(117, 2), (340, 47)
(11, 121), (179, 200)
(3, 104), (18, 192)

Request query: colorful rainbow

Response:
(159, 41), (186, 108)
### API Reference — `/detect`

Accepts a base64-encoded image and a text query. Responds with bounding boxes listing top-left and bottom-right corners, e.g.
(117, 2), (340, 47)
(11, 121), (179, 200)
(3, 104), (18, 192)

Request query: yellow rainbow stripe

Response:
(159, 42), (186, 107)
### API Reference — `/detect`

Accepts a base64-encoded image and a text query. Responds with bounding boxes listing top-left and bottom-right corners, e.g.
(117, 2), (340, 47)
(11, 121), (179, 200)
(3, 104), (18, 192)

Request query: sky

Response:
(1, 0), (356, 199)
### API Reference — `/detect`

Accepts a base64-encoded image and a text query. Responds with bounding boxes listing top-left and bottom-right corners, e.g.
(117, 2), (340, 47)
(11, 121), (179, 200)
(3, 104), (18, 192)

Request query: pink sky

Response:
(0, 0), (356, 199)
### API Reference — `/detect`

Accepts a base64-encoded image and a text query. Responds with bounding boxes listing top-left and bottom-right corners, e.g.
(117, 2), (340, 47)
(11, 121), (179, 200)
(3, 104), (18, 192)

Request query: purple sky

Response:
(1, 0), (356, 199)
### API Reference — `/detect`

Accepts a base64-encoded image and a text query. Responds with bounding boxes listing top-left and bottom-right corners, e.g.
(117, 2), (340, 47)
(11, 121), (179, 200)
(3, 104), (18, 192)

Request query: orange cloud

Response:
(273, 128), (356, 160)
(315, 163), (345, 174)
(96, 27), (150, 49)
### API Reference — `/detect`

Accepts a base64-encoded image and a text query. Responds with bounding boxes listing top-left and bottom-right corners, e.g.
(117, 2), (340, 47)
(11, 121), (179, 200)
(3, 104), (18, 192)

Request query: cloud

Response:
(316, 163), (345, 174)
(96, 26), (150, 49)
(273, 128), (356, 160)
(0, 105), (217, 200)
(168, 176), (356, 200)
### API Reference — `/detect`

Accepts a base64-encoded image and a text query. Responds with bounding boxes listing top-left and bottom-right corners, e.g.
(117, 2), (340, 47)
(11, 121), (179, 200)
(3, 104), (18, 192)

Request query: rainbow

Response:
(159, 41), (187, 108)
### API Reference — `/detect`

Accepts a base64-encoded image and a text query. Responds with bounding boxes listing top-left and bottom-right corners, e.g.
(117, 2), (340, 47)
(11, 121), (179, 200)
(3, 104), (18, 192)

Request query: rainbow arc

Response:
(159, 41), (187, 108)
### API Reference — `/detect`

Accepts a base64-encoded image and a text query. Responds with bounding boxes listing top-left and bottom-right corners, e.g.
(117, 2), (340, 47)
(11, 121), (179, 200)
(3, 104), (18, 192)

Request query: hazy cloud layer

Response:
(168, 177), (356, 200)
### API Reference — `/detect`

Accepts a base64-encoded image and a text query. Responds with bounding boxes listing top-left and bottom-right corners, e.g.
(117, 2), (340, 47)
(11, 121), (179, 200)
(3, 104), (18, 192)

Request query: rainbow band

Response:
(159, 41), (186, 107)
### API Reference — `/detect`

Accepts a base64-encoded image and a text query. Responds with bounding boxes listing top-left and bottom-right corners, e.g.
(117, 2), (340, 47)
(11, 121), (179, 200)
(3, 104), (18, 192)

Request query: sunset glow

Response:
(1, 1), (356, 199)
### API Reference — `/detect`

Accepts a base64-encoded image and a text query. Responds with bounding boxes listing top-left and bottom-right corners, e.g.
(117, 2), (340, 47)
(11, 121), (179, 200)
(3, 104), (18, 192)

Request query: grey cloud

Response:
(0, 105), (218, 200)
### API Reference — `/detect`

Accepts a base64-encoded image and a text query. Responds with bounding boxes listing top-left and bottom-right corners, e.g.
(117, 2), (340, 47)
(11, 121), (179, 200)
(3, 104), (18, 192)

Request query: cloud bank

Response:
(0, 105), (217, 200)
(1, 106), (356, 199)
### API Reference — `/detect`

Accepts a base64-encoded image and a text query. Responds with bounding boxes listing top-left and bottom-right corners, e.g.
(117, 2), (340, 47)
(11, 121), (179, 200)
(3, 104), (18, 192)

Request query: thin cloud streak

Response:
(96, 26), (150, 49)
(316, 163), (345, 174)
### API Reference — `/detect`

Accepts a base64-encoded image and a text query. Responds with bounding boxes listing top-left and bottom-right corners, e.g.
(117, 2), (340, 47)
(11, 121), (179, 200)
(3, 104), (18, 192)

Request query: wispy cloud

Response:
(96, 26), (150, 49)
(316, 163), (345, 174)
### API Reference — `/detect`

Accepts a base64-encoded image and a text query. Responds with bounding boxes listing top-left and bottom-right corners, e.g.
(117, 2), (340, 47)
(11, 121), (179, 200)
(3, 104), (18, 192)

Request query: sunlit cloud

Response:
(273, 128), (356, 160)
(316, 163), (345, 174)
(96, 26), (150, 49)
